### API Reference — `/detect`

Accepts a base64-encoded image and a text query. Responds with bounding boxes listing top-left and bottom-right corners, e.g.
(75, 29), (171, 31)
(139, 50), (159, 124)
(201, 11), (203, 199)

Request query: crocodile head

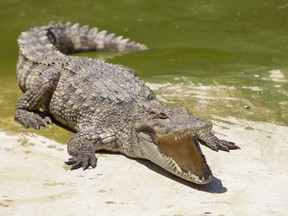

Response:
(136, 105), (213, 184)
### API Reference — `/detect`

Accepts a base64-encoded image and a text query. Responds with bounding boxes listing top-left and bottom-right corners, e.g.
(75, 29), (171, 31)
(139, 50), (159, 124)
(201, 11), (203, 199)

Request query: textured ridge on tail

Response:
(47, 21), (149, 54)
(17, 21), (149, 92)
(17, 21), (149, 60)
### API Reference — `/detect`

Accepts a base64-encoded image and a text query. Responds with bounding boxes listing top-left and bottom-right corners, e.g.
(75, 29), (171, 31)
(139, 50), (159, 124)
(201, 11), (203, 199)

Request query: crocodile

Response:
(15, 21), (239, 184)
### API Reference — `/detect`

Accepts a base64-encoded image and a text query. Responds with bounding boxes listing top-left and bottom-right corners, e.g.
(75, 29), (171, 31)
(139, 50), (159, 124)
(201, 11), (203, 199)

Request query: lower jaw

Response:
(177, 170), (213, 184)
(154, 155), (213, 184)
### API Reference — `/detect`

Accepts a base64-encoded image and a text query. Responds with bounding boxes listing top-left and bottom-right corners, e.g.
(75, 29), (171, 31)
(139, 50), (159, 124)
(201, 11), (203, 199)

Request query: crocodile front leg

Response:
(65, 129), (117, 170)
(15, 69), (60, 129)
(198, 130), (240, 152)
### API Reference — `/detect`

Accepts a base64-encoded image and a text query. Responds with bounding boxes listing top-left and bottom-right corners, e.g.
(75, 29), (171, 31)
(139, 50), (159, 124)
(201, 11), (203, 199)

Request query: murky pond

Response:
(1, 1), (287, 137)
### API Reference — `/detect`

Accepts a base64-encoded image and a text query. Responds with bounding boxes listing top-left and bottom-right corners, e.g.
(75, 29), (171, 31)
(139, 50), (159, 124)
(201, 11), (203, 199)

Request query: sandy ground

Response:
(1, 117), (288, 216)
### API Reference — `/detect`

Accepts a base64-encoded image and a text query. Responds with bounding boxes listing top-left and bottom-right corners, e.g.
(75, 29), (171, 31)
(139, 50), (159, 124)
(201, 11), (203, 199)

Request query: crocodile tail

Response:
(47, 21), (149, 54)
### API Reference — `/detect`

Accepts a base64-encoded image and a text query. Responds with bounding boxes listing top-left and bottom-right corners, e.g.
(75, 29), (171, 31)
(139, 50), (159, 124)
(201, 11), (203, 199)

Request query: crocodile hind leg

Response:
(15, 69), (60, 129)
(197, 130), (240, 152)
(65, 129), (116, 170)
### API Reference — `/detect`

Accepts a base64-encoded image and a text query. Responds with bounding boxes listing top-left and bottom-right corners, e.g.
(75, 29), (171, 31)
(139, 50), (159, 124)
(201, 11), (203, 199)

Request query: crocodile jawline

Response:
(154, 132), (212, 183)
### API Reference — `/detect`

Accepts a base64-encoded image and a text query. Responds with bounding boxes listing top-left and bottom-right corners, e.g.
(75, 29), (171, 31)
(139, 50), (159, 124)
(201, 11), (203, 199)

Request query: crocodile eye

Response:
(147, 109), (168, 119)
(157, 112), (168, 119)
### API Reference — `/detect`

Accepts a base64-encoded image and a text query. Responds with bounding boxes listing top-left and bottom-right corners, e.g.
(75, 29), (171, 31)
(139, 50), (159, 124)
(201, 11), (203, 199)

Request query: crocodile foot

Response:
(198, 131), (240, 152)
(15, 110), (52, 130)
(205, 139), (240, 152)
(65, 146), (97, 170)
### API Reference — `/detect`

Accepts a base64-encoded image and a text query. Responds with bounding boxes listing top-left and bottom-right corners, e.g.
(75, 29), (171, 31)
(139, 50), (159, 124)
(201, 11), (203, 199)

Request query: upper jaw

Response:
(155, 117), (213, 137)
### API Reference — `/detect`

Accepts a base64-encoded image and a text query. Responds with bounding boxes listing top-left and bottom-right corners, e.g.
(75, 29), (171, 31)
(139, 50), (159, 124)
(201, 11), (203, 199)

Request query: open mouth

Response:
(154, 131), (213, 184)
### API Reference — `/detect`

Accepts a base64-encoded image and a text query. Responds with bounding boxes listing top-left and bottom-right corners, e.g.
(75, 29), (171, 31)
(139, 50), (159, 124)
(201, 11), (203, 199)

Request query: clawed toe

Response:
(215, 140), (240, 152)
(198, 131), (240, 152)
(199, 133), (240, 152)
(65, 154), (97, 170)
(15, 110), (52, 129)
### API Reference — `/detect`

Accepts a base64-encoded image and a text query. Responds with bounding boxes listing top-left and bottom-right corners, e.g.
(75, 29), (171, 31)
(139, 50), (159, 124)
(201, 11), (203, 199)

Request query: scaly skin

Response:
(15, 21), (239, 184)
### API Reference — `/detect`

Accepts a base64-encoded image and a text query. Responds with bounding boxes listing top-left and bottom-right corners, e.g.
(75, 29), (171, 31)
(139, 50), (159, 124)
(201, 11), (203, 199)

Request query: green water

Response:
(0, 0), (287, 142)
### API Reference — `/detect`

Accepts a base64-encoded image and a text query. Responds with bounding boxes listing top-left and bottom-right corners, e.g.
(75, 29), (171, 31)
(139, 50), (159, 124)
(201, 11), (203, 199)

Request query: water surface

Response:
(0, 0), (287, 142)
